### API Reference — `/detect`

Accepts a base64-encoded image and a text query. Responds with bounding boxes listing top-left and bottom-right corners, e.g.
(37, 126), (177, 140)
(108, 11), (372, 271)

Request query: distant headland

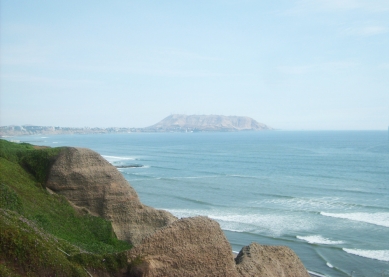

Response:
(0, 114), (272, 136)
(145, 114), (272, 132)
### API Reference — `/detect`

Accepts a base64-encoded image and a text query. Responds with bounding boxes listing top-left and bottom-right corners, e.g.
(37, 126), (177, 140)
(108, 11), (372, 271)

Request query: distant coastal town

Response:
(0, 115), (272, 136)
(0, 125), (144, 136)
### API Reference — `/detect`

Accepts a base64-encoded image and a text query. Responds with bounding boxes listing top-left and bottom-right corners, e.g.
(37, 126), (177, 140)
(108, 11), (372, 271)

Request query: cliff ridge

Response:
(46, 147), (177, 246)
(1, 139), (311, 277)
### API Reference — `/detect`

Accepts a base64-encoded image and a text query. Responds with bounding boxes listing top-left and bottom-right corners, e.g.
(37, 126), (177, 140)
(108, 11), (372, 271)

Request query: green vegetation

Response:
(0, 183), (23, 213)
(0, 139), (131, 276)
(0, 139), (62, 185)
(1, 209), (87, 276)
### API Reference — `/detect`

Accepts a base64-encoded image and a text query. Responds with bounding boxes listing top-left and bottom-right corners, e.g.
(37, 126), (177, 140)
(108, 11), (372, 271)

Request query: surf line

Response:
(308, 270), (328, 277)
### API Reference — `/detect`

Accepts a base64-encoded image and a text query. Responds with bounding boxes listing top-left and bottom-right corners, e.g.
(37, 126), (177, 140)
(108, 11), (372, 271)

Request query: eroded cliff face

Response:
(46, 147), (311, 277)
(46, 147), (177, 245)
(127, 216), (239, 277)
(235, 242), (311, 277)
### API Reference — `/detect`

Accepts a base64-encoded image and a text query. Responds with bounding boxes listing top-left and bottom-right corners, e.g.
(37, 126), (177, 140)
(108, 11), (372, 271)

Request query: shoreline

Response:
(308, 270), (328, 277)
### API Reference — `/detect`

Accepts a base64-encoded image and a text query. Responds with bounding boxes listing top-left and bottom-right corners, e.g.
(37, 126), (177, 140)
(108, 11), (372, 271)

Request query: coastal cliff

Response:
(46, 147), (177, 246)
(0, 140), (310, 276)
(128, 216), (239, 277)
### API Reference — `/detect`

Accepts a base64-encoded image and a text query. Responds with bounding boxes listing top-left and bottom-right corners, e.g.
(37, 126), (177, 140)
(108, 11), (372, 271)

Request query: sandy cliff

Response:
(45, 147), (310, 276)
(46, 147), (176, 246)
(235, 243), (311, 277)
(128, 216), (239, 277)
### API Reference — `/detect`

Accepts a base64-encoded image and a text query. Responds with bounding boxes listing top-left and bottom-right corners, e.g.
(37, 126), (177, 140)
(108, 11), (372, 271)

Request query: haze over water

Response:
(11, 130), (389, 277)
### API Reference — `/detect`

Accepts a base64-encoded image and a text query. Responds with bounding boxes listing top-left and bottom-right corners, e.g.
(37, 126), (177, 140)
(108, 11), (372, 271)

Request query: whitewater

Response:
(10, 131), (389, 276)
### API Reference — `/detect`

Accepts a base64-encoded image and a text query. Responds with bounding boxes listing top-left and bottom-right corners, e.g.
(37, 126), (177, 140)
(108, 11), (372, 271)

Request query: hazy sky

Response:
(1, 1), (388, 130)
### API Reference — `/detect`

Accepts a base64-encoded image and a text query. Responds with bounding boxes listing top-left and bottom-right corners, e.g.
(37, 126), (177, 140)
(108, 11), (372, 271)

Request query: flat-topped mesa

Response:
(145, 114), (272, 132)
(45, 147), (177, 245)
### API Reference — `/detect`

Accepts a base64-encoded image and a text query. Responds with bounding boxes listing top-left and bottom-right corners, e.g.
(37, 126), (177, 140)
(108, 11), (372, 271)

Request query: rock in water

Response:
(46, 147), (176, 245)
(235, 242), (311, 277)
(127, 216), (239, 277)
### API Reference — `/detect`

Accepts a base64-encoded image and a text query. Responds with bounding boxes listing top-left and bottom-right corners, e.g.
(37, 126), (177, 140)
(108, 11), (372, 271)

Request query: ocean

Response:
(9, 131), (389, 277)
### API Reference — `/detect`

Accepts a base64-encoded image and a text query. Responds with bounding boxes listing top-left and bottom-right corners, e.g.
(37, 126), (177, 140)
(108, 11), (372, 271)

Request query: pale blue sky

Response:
(1, 0), (388, 130)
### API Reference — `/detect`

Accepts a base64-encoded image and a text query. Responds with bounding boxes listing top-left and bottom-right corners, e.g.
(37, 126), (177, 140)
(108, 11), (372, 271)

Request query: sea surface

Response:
(8, 131), (389, 277)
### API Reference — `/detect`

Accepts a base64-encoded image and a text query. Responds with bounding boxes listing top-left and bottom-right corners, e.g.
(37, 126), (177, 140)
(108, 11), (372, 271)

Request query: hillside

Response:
(0, 140), (131, 276)
(145, 114), (272, 132)
(0, 139), (310, 277)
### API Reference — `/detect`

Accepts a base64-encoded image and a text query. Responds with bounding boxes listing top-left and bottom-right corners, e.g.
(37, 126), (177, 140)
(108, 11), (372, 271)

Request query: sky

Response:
(1, 0), (388, 130)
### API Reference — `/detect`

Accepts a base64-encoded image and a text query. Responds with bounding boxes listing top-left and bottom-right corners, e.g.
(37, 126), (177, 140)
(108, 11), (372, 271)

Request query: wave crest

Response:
(102, 155), (136, 162)
(320, 212), (389, 228)
(296, 235), (343, 245)
(166, 209), (314, 236)
(343, 248), (389, 262)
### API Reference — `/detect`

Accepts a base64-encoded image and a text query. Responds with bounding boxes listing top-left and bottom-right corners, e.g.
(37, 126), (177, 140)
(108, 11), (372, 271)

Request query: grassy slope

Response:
(0, 139), (131, 276)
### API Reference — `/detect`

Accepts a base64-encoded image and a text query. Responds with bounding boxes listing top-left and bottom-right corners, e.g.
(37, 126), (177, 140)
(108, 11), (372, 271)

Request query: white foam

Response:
(296, 235), (344, 245)
(166, 209), (314, 236)
(343, 248), (389, 262)
(102, 155), (136, 162)
(229, 174), (259, 179)
(260, 196), (350, 212)
(167, 176), (218, 180)
(326, 262), (333, 268)
(307, 270), (328, 277)
(320, 212), (389, 228)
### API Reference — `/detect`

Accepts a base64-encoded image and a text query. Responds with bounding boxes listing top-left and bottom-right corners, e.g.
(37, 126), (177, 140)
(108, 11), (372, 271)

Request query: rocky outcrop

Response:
(235, 242), (310, 277)
(45, 147), (311, 277)
(46, 147), (176, 245)
(127, 217), (311, 277)
(127, 216), (239, 277)
(145, 114), (272, 132)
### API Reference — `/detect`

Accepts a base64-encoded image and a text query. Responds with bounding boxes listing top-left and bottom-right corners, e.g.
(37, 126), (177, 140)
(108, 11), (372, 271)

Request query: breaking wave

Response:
(166, 209), (314, 236)
(343, 248), (389, 262)
(296, 235), (344, 245)
(102, 155), (136, 162)
(320, 212), (389, 228)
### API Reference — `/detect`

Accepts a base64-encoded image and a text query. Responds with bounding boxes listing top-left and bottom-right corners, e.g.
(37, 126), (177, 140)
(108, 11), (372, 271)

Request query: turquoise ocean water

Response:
(9, 131), (389, 276)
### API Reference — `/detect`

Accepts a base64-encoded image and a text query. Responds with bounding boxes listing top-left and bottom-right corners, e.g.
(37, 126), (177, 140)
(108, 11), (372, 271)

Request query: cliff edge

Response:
(46, 147), (177, 246)
(45, 146), (310, 276)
